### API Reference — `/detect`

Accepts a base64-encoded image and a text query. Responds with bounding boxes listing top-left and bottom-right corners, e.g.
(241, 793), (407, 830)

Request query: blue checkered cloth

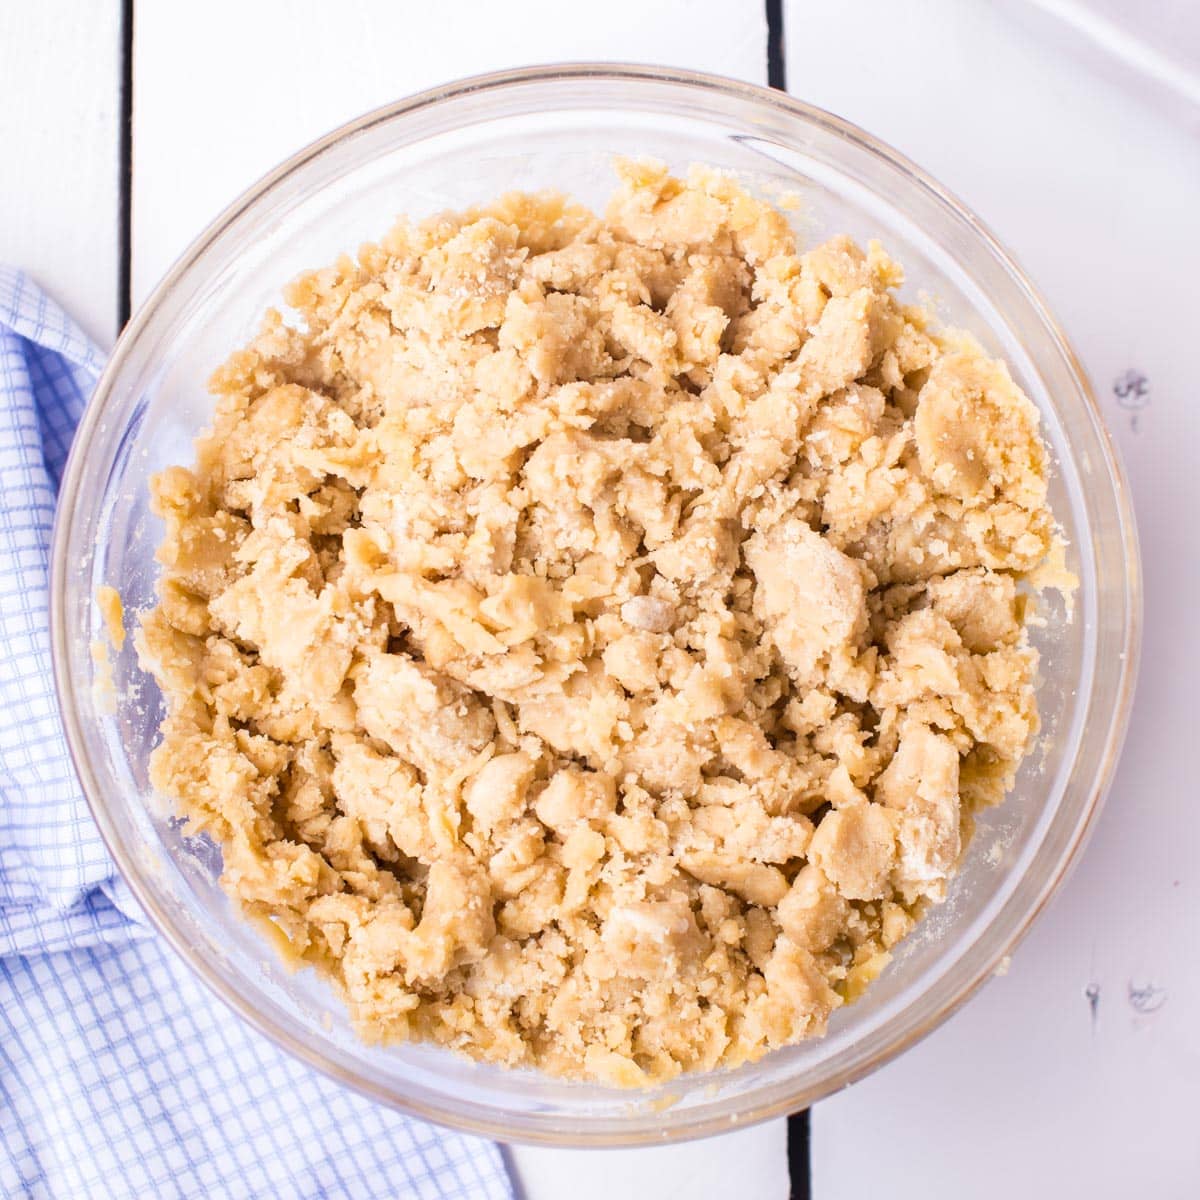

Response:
(0, 269), (513, 1200)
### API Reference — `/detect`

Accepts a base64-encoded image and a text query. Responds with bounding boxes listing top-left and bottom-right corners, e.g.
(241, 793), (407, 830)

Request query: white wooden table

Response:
(5, 2), (1197, 1196)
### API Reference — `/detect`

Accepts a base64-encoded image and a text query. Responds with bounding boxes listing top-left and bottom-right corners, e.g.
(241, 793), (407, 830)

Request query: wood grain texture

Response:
(785, 0), (1200, 1194)
(131, 0), (769, 303)
(0, 1), (121, 345)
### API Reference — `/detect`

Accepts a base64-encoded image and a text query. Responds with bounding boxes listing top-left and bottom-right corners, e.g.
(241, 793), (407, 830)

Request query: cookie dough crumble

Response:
(138, 161), (1056, 1085)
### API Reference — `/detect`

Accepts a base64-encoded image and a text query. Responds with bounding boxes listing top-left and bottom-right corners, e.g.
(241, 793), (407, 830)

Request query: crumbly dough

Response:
(138, 161), (1054, 1085)
(97, 584), (127, 651)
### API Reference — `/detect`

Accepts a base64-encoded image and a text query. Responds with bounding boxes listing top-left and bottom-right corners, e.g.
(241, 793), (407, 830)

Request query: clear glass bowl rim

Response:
(50, 62), (1142, 1145)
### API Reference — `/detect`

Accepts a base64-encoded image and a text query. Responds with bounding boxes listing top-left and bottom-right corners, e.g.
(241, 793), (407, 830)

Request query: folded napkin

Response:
(0, 268), (512, 1200)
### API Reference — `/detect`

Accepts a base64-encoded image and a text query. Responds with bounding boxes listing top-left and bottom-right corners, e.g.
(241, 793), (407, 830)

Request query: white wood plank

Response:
(131, 0), (768, 302)
(785, 0), (1200, 1194)
(509, 1122), (788, 1200)
(0, 1), (121, 345)
(132, 4), (785, 1196)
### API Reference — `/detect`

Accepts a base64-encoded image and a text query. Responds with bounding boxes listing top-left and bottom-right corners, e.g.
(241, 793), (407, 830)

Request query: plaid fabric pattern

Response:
(0, 268), (512, 1200)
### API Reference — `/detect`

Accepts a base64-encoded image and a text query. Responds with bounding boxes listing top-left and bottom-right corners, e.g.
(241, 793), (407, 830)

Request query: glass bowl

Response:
(50, 64), (1140, 1146)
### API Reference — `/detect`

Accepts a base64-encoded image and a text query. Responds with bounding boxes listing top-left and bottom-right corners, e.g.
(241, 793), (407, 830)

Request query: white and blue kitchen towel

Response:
(0, 268), (513, 1200)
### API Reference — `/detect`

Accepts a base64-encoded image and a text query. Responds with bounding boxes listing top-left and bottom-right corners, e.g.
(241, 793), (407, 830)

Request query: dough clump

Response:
(140, 161), (1054, 1085)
